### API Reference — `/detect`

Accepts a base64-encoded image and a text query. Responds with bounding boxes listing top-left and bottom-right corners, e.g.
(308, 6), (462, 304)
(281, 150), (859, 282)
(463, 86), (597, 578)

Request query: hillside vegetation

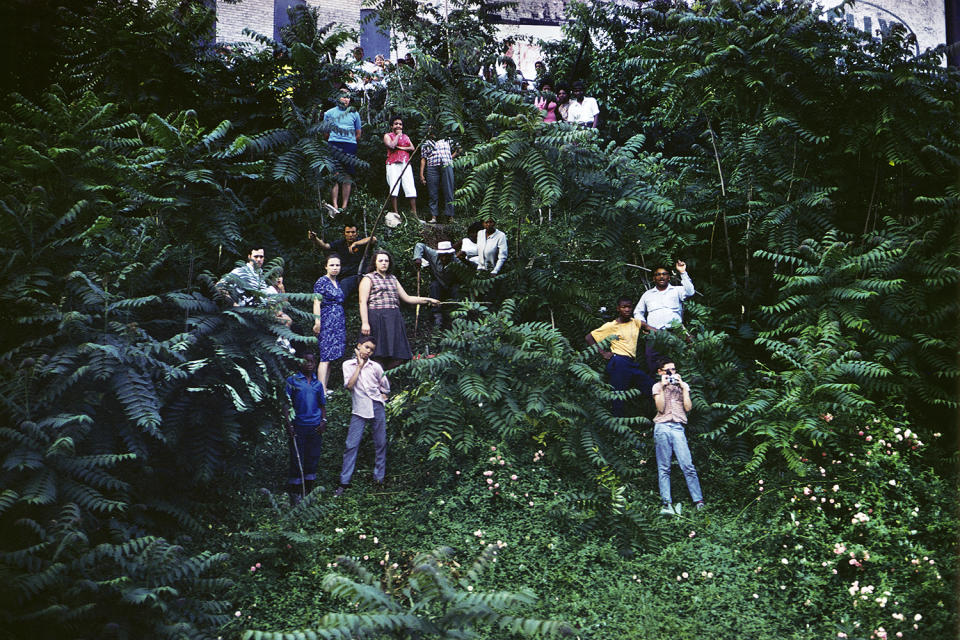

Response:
(0, 1), (956, 638)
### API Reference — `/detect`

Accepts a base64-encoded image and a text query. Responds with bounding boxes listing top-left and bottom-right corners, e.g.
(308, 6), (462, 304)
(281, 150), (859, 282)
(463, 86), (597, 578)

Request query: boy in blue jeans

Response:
(652, 359), (704, 515)
(283, 351), (327, 504)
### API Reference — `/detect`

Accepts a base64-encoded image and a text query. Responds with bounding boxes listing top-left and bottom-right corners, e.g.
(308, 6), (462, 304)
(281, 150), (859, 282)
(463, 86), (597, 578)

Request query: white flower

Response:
(781, 558), (789, 565)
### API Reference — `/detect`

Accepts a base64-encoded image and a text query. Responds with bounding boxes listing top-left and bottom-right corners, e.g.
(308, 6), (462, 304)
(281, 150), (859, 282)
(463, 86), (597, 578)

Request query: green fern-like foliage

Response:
(0, 80), (292, 637)
(393, 300), (650, 488)
(242, 545), (573, 639)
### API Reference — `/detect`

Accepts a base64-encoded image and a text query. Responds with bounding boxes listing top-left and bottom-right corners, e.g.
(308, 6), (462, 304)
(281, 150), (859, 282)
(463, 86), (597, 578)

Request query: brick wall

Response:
(307, 0), (361, 33)
(216, 0), (279, 44)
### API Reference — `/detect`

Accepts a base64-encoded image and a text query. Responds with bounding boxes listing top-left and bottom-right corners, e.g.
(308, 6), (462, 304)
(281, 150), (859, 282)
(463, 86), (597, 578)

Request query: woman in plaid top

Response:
(359, 250), (438, 369)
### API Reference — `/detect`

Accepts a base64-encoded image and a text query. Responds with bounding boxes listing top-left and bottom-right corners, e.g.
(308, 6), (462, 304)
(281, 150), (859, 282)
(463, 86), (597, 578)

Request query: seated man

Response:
(585, 296), (656, 417)
(413, 240), (463, 328)
(308, 223), (376, 300)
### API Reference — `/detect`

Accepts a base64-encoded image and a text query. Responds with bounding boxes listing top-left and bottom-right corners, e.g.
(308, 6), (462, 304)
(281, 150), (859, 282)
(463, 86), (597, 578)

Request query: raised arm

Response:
(308, 229), (331, 251)
(676, 260), (695, 299)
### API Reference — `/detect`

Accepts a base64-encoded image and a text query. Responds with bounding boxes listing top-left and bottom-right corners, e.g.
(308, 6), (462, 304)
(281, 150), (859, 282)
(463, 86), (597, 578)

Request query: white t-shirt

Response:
(568, 97), (600, 126)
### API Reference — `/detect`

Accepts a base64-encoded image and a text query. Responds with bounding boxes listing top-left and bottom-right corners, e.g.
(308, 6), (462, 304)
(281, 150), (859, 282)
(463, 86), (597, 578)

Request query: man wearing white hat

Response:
(412, 240), (463, 328)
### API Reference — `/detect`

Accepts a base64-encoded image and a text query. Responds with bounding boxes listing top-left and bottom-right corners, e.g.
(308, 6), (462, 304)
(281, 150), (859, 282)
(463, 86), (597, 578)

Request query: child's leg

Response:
(371, 402), (388, 483)
(339, 414), (367, 486)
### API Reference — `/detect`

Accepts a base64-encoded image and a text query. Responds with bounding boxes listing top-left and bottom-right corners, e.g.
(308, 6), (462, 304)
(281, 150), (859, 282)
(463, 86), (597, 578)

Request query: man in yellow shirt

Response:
(585, 296), (656, 417)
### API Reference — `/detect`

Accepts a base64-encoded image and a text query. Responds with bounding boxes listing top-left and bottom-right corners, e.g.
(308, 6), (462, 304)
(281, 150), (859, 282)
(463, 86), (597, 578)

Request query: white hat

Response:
(436, 241), (455, 254)
(385, 211), (402, 228)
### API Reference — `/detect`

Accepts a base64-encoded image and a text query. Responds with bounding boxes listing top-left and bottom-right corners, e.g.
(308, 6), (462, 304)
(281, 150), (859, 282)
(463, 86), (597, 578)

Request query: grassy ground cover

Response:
(204, 389), (956, 639)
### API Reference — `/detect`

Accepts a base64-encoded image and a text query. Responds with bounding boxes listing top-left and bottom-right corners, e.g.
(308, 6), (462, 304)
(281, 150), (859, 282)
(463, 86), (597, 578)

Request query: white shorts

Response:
(386, 162), (416, 198)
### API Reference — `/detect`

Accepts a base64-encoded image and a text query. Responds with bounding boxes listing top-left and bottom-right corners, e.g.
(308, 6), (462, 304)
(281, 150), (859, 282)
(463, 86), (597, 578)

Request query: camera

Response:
(666, 374), (680, 385)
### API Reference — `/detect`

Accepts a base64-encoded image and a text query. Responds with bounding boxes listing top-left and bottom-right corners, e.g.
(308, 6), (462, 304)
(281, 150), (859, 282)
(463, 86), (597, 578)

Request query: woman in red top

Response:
(383, 117), (417, 218)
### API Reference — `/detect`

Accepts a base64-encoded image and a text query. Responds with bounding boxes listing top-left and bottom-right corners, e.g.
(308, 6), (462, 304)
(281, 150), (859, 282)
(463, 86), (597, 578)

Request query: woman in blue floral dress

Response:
(312, 253), (346, 392)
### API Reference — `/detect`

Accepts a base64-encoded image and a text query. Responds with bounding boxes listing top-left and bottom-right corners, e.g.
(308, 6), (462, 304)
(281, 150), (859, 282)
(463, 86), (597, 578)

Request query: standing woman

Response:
(359, 250), (438, 370)
(313, 253), (346, 392)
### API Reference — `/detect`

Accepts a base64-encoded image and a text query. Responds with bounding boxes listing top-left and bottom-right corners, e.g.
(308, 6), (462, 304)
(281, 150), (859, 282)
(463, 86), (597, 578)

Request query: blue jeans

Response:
(653, 421), (703, 504)
(425, 164), (454, 219)
(339, 402), (387, 485)
(606, 354), (654, 417)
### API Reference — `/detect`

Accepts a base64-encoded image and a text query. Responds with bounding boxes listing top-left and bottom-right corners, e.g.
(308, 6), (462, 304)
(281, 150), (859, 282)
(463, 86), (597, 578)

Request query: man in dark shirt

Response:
(308, 223), (377, 300)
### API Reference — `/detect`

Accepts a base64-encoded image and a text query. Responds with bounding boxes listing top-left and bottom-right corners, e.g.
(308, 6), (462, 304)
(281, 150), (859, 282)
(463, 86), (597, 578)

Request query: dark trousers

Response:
(338, 273), (360, 301)
(288, 424), (322, 485)
(426, 164), (454, 219)
(606, 354), (654, 417)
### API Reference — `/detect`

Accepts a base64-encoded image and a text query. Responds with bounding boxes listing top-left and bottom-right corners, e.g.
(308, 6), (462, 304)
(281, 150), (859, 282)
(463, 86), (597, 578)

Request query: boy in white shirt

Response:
(334, 335), (390, 496)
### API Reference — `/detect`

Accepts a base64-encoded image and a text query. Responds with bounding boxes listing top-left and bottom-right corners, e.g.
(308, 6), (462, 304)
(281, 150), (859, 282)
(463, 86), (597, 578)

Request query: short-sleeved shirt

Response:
(568, 97), (600, 126)
(343, 358), (390, 419)
(652, 382), (687, 424)
(330, 238), (363, 277)
(285, 373), (326, 426)
(590, 319), (645, 359)
(634, 273), (695, 329)
(324, 106), (362, 144)
(385, 133), (412, 164)
(422, 139), (456, 167)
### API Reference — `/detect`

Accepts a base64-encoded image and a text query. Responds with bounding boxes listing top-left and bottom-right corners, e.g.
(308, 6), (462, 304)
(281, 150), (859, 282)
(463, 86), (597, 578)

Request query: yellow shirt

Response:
(590, 319), (644, 359)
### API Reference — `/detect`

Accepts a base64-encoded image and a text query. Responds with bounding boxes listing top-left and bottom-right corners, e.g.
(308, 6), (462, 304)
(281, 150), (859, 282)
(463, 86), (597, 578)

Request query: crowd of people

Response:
(215, 243), (702, 513)
(212, 49), (700, 511)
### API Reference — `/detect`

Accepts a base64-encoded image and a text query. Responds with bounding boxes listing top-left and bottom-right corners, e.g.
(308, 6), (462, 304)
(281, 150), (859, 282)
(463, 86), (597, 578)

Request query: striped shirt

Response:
(365, 272), (400, 309)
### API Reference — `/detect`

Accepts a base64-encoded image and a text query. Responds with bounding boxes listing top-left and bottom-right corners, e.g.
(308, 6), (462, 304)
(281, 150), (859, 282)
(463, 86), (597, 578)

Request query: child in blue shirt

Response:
(284, 351), (327, 504)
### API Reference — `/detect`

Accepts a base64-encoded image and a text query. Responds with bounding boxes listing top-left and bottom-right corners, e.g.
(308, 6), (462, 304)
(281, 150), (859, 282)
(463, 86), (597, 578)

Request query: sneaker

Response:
(323, 203), (339, 218)
(660, 503), (676, 516)
(695, 501), (705, 511)
(333, 485), (346, 497)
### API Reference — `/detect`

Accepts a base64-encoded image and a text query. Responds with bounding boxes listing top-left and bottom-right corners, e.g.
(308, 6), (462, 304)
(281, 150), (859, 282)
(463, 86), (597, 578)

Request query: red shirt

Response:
(385, 133), (412, 164)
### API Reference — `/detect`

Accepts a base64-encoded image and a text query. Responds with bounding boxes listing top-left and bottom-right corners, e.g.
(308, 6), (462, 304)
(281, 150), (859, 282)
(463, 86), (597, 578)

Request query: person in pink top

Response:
(383, 116), (417, 217)
(535, 78), (559, 123)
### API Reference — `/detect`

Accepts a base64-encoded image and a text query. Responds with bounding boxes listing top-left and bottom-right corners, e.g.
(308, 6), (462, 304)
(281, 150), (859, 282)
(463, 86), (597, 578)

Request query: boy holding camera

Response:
(652, 359), (704, 515)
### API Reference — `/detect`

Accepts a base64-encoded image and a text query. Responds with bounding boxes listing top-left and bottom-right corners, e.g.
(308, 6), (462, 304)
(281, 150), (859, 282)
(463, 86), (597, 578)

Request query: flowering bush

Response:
(745, 411), (955, 639)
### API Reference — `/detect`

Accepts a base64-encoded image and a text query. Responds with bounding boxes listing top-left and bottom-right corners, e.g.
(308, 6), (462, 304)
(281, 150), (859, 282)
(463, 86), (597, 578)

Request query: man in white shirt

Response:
(634, 261), (696, 372)
(567, 80), (600, 128)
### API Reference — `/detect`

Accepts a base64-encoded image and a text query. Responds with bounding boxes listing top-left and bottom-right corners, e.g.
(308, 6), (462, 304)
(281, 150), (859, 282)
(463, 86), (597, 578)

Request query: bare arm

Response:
(396, 281), (438, 306)
(654, 386), (666, 413)
(419, 157), (427, 183)
(308, 229), (331, 250)
(585, 333), (612, 360)
(359, 276), (372, 334)
(313, 294), (322, 335)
